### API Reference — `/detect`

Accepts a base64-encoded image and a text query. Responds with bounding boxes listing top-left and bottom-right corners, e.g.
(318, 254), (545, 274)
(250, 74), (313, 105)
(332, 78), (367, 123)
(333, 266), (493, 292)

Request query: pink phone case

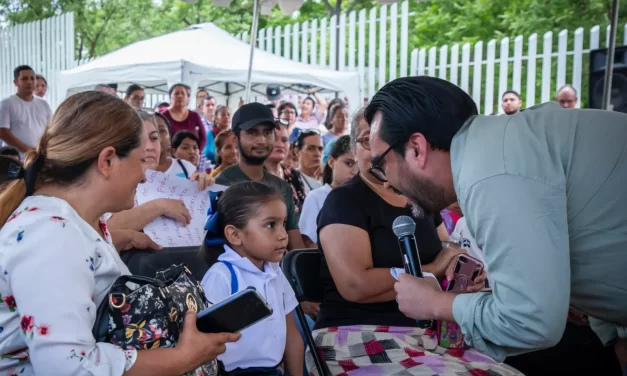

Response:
(446, 254), (484, 294)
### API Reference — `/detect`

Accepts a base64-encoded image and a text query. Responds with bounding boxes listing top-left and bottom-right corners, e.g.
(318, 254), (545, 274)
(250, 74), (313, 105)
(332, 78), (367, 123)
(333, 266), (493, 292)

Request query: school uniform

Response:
(201, 246), (298, 375)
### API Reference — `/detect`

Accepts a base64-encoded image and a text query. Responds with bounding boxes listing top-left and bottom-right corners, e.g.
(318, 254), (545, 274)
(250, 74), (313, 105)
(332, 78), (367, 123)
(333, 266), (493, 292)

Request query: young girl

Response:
(201, 182), (304, 376)
(298, 135), (357, 248)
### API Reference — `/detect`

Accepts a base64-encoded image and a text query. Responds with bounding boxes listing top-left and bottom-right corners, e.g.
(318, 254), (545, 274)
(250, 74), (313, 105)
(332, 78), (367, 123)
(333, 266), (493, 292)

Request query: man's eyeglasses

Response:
(368, 142), (397, 183)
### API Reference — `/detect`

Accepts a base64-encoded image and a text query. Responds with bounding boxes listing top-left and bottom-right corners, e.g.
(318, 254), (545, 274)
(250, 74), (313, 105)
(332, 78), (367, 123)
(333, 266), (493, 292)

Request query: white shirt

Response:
(298, 184), (332, 244)
(0, 95), (52, 154)
(298, 171), (322, 195)
(0, 196), (136, 375)
(165, 158), (197, 179)
(201, 246), (298, 372)
(449, 217), (491, 286)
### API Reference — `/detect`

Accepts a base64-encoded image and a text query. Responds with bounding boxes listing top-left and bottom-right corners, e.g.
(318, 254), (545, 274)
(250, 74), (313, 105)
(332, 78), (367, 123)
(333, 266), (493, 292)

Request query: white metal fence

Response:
(240, 3), (627, 114)
(0, 13), (75, 110)
(1, 9), (627, 114)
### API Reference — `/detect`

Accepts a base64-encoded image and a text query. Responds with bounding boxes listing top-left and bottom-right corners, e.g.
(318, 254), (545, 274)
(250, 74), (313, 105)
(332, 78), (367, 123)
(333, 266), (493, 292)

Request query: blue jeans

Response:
(294, 314), (315, 376)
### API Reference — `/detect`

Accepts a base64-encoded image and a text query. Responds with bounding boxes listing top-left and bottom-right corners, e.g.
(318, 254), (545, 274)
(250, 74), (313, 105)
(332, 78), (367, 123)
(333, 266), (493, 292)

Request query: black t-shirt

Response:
(315, 174), (443, 329)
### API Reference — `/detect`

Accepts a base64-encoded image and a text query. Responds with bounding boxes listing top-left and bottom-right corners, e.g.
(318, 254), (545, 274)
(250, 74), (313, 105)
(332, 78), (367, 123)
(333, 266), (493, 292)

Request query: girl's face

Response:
(330, 150), (358, 187)
(173, 137), (200, 166)
(218, 134), (238, 167)
(216, 107), (231, 129)
(228, 198), (289, 266)
(155, 116), (171, 158)
(142, 119), (161, 170)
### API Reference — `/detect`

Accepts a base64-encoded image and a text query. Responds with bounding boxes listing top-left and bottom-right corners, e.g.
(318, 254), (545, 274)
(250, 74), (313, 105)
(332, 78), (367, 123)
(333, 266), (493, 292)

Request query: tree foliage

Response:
(0, 0), (624, 60)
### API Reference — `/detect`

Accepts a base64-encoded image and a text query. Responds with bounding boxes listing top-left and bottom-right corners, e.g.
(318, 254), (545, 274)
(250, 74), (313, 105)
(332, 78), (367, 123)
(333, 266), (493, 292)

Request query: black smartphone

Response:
(196, 288), (273, 333)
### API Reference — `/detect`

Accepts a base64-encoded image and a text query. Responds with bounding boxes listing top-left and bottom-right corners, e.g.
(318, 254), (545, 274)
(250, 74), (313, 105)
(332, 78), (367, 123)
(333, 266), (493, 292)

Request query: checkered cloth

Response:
(305, 325), (522, 376)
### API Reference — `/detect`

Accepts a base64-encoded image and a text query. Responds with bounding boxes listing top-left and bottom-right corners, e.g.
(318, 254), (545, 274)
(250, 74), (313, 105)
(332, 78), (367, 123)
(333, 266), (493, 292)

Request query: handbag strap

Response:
(218, 261), (238, 295)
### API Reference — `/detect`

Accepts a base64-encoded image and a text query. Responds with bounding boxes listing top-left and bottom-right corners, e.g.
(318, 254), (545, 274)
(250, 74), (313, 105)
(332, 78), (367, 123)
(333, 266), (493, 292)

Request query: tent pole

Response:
(245, 0), (261, 104)
(601, 0), (620, 110)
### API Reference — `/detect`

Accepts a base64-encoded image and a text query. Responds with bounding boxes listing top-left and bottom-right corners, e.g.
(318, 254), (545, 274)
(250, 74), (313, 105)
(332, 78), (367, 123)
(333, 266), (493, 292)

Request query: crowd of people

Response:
(0, 62), (625, 376)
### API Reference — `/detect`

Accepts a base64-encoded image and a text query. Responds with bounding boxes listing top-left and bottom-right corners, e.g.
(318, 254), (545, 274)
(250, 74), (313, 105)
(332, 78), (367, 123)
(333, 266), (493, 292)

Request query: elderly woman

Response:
(307, 108), (518, 375)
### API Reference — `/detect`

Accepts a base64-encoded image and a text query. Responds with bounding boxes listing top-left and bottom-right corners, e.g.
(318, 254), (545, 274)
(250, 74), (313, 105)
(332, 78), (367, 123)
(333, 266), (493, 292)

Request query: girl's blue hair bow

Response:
(204, 191), (225, 246)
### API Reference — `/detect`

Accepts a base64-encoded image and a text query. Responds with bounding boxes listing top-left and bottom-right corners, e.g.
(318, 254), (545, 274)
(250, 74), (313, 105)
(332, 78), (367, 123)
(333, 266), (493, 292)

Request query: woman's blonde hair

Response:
(0, 91), (142, 227)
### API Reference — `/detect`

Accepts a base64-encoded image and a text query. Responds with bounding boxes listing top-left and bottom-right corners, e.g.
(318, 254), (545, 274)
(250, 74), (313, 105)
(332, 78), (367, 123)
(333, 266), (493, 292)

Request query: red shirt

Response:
(161, 109), (206, 151)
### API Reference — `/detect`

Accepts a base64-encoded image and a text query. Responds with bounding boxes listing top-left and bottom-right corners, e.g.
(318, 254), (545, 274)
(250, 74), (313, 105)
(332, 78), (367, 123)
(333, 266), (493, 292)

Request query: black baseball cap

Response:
(232, 102), (280, 132)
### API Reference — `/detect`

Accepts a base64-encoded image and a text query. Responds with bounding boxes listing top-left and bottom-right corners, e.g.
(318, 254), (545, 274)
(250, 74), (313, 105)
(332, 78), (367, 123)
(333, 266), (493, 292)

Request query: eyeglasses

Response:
(355, 136), (370, 150)
(368, 142), (397, 183)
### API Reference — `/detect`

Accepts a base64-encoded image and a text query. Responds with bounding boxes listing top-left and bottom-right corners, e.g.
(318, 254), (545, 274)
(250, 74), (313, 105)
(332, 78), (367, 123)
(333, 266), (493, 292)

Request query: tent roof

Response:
(58, 23), (361, 110)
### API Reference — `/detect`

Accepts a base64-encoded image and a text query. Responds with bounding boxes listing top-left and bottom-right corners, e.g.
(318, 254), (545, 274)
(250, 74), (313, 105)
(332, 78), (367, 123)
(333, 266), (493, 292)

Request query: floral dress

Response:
(0, 195), (136, 375)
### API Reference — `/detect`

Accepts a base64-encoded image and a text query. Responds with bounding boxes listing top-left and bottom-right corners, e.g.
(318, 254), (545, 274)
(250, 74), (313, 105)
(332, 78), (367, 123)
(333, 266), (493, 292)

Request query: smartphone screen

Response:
(196, 289), (273, 333)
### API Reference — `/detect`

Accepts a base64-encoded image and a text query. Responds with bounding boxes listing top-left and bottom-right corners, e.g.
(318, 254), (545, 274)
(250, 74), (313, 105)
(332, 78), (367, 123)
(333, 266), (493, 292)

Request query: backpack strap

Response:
(218, 261), (238, 295)
(177, 159), (189, 179)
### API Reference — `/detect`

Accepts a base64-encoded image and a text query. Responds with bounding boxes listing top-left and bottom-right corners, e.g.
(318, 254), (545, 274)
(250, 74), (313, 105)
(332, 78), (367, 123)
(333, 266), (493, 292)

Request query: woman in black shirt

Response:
(307, 109), (516, 376)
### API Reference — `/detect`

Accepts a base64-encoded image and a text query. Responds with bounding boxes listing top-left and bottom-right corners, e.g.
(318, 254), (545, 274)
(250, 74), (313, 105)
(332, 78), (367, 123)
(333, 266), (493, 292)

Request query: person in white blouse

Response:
(299, 135), (357, 249)
(0, 91), (240, 375)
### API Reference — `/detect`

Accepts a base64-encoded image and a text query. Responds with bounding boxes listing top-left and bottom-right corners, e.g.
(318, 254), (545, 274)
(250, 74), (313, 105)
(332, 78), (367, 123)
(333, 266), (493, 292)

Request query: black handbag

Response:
(93, 264), (218, 376)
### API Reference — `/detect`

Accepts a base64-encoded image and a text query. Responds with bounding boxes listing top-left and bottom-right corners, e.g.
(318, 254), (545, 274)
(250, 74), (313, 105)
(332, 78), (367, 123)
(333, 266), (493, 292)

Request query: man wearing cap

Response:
(216, 103), (306, 250)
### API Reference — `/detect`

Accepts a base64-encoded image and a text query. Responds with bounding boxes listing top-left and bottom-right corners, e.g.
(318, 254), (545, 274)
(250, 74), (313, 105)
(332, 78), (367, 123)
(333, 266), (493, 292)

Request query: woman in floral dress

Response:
(0, 92), (239, 375)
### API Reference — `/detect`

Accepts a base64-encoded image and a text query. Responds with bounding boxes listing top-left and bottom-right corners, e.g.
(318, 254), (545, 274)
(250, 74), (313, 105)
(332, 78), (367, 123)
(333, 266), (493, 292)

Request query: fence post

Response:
(512, 35), (523, 93)
(358, 10), (366, 100)
(368, 7), (377, 98)
(556, 29), (568, 91)
(438, 45), (448, 80)
(461, 43), (471, 92)
(573, 27), (584, 108)
(498, 37), (510, 104)
(301, 21), (308, 64)
(400, 1), (409, 78)
(526, 33), (538, 107)
(541, 31), (553, 103)
(348, 11), (356, 71)
(310, 20), (317, 66)
(450, 44), (459, 86)
(472, 41), (483, 113)
(389, 2), (398, 81)
(485, 39), (496, 114)
(378, 5), (387, 89)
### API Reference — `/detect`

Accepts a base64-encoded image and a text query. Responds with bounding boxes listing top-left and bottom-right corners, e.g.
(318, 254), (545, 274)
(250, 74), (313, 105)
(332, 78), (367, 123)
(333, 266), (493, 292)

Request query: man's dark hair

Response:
(171, 131), (200, 150)
(125, 84), (144, 97)
(14, 65), (34, 80)
(200, 95), (215, 106)
(502, 90), (521, 100)
(36, 74), (47, 85)
(365, 76), (478, 154)
(278, 102), (297, 117)
(0, 147), (19, 159)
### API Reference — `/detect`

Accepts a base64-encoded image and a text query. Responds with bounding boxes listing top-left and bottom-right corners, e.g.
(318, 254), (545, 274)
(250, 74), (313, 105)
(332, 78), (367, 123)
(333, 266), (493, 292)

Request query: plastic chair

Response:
(281, 249), (330, 376)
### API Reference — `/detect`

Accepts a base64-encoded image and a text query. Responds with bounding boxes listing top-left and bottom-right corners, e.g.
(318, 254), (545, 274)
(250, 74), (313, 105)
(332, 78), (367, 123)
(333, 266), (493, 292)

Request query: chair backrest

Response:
(281, 249), (324, 303)
(121, 246), (210, 281)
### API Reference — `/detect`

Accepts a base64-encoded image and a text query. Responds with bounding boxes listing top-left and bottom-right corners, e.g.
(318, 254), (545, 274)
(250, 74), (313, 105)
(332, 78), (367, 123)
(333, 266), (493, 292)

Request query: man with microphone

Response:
(366, 76), (627, 370)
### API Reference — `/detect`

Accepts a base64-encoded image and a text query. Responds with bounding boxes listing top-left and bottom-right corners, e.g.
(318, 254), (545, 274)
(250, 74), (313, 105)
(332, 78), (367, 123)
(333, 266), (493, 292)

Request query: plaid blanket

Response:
(305, 325), (522, 376)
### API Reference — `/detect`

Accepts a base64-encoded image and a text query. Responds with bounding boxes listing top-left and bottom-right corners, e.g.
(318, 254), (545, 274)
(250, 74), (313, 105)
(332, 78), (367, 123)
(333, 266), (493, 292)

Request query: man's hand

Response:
(394, 274), (454, 321)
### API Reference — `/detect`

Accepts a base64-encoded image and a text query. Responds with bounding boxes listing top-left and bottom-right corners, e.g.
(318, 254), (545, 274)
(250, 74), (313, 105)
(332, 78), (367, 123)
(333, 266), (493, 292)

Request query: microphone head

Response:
(392, 215), (416, 237)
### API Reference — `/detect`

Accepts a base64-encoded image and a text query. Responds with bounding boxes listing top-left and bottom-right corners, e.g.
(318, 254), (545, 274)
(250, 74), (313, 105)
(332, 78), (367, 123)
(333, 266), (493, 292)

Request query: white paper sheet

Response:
(136, 170), (227, 247)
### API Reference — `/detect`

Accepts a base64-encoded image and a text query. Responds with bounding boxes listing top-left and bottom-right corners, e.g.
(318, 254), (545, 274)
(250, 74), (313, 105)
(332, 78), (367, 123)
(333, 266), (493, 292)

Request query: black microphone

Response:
(392, 215), (433, 329)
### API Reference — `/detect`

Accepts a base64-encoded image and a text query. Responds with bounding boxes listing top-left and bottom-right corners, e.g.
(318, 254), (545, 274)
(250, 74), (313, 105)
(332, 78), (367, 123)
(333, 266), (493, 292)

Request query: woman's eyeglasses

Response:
(355, 136), (370, 150)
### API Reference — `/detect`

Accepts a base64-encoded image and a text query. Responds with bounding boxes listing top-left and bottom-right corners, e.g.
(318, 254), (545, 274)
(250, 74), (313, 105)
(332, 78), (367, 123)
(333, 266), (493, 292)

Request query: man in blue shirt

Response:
(366, 76), (627, 369)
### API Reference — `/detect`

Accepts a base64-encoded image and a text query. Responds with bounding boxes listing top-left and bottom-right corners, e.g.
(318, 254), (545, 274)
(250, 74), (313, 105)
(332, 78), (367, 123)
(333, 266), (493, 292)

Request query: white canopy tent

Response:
(58, 22), (361, 111)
